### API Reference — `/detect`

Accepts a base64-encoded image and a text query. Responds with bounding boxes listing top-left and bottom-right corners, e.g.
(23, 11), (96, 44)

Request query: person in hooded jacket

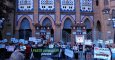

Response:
(9, 47), (25, 60)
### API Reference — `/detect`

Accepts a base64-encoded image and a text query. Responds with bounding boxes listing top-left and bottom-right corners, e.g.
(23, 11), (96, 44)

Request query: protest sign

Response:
(49, 44), (54, 48)
(73, 46), (78, 51)
(84, 40), (92, 45)
(29, 37), (36, 41)
(11, 38), (15, 41)
(50, 37), (53, 42)
(34, 39), (41, 44)
(64, 49), (74, 58)
(19, 39), (25, 44)
(0, 44), (5, 48)
(13, 39), (19, 43)
(75, 35), (84, 43)
(20, 46), (26, 51)
(46, 35), (50, 39)
(32, 48), (60, 58)
(3, 39), (8, 43)
(24, 40), (28, 44)
(6, 46), (15, 52)
(36, 39), (41, 43)
(61, 45), (66, 48)
(94, 47), (111, 60)
(111, 48), (115, 53)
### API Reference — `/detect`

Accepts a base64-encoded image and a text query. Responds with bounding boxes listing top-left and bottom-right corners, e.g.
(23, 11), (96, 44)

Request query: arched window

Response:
(19, 18), (32, 40)
(64, 18), (72, 29)
(62, 18), (72, 42)
(42, 17), (52, 27)
(96, 21), (102, 39)
(84, 18), (92, 39)
(84, 18), (91, 29)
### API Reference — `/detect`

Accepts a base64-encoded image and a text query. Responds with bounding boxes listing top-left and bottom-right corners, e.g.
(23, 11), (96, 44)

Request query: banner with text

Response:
(94, 47), (111, 60)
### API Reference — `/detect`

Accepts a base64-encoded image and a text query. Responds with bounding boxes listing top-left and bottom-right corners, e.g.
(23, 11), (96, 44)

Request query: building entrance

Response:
(62, 29), (71, 43)
(62, 18), (72, 43)
(19, 18), (32, 40)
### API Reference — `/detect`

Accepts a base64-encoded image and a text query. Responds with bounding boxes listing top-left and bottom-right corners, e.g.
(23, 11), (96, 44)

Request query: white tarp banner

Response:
(94, 47), (111, 60)
(64, 49), (74, 58)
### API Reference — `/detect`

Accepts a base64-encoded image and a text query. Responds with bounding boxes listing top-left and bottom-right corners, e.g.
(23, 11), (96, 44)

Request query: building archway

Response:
(96, 20), (102, 39)
(62, 18), (73, 43)
(40, 15), (55, 29)
(42, 17), (54, 38)
(19, 18), (32, 40)
(84, 18), (92, 39)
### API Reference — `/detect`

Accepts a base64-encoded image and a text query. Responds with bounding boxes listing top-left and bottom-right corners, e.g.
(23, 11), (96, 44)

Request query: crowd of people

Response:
(0, 40), (93, 60)
(0, 38), (114, 60)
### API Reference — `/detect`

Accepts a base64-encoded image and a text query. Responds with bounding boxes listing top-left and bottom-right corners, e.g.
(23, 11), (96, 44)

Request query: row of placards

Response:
(75, 35), (93, 45)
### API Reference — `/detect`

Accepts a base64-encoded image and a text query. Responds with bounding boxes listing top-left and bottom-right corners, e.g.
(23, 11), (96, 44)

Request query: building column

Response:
(54, 26), (61, 42)
(32, 28), (35, 37)
(33, 0), (39, 37)
(54, 0), (61, 42)
(15, 29), (19, 39)
(76, 0), (80, 23)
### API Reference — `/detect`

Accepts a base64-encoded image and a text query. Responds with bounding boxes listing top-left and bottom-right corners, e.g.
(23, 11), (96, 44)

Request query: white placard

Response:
(65, 49), (74, 58)
(73, 46), (78, 51)
(85, 40), (92, 45)
(0, 44), (5, 48)
(76, 35), (84, 43)
(11, 38), (16, 41)
(46, 35), (50, 39)
(19, 39), (25, 44)
(47, 32), (50, 34)
(109, 39), (113, 44)
(61, 45), (66, 48)
(20, 46), (26, 51)
(29, 37), (36, 41)
(24, 41), (28, 44)
(111, 48), (115, 53)
(72, 32), (76, 34)
(4, 39), (8, 42)
(105, 41), (109, 45)
(94, 47), (111, 60)
(36, 39), (41, 43)
(50, 37), (53, 42)
(98, 40), (103, 43)
(49, 44), (54, 48)
(6, 46), (15, 52)
(33, 39), (41, 44)
(13, 39), (19, 43)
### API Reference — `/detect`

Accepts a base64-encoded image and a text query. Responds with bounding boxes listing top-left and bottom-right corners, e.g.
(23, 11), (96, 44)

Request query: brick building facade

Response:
(2, 0), (115, 44)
